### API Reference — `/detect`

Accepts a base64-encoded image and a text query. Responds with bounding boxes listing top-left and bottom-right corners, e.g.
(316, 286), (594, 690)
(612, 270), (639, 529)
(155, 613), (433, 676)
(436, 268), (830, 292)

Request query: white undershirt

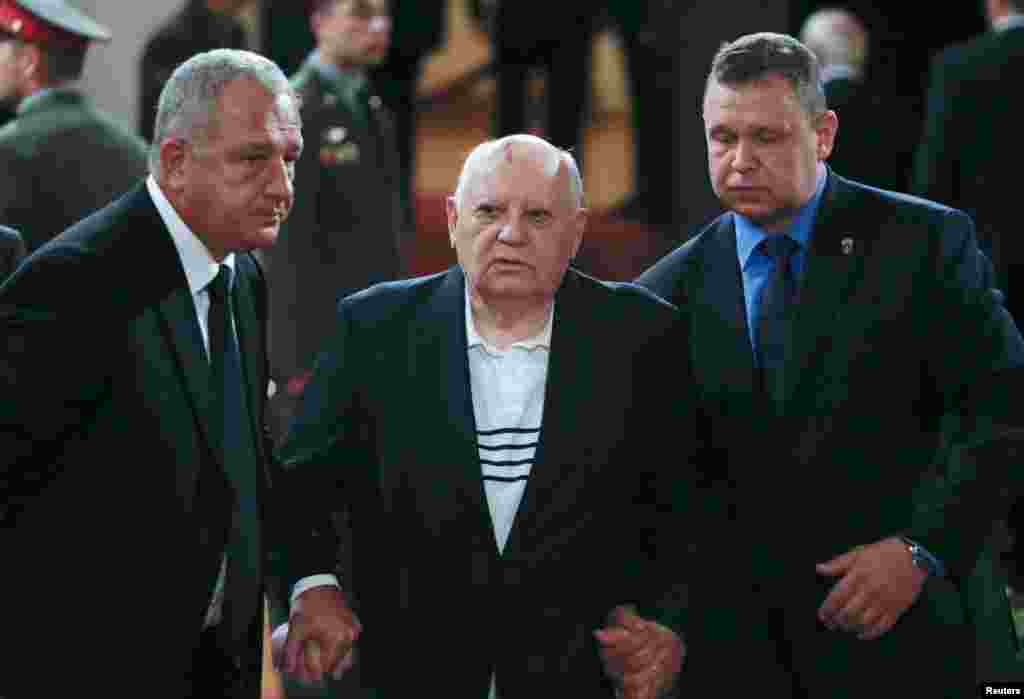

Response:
(147, 175), (236, 627)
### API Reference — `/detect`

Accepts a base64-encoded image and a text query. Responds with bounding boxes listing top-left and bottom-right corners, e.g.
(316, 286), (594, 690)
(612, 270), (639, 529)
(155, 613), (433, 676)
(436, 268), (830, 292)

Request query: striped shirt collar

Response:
(464, 282), (554, 353)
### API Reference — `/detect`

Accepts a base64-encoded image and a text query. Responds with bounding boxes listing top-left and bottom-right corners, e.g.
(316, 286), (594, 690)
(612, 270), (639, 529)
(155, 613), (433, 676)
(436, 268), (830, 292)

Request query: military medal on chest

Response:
(319, 124), (360, 166)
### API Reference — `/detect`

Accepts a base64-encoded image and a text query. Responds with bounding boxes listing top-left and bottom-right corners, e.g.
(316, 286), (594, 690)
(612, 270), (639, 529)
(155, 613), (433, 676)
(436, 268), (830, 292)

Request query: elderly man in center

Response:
(268, 133), (711, 698)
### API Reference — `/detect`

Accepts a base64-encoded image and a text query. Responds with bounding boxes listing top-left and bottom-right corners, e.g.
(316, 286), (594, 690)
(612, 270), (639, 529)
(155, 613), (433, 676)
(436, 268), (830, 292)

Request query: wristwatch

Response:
(901, 537), (937, 577)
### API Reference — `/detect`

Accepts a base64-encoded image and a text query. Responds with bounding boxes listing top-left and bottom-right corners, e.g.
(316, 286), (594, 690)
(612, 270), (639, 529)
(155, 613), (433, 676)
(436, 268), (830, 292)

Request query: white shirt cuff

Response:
(291, 574), (342, 605)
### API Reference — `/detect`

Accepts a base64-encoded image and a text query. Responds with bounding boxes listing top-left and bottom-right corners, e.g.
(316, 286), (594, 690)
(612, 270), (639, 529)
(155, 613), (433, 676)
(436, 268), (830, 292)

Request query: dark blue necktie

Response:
(207, 264), (262, 647)
(756, 235), (798, 403)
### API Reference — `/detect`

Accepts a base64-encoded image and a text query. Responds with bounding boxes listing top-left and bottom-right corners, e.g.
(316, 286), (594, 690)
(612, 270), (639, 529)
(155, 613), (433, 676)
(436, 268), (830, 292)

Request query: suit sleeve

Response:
(626, 306), (710, 634)
(270, 300), (361, 602)
(0, 252), (112, 528)
(905, 209), (1024, 580)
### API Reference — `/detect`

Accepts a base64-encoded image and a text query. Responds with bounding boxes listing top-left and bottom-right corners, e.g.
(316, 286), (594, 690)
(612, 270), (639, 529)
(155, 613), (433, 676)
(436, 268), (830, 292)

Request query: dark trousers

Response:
(188, 624), (262, 699)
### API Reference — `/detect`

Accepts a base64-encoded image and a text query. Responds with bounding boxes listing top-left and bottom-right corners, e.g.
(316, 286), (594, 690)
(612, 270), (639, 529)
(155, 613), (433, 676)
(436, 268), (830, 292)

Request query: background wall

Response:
(75, 0), (182, 134)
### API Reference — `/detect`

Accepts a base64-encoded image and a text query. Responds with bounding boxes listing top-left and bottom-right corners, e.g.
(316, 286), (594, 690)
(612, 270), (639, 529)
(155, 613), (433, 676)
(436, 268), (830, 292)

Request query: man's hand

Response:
(593, 604), (684, 699)
(816, 536), (927, 640)
(275, 586), (361, 685)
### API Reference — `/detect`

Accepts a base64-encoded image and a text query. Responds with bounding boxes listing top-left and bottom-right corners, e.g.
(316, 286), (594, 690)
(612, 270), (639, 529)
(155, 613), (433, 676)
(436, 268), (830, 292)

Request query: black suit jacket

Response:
(0, 184), (273, 696)
(0, 224), (25, 279)
(913, 26), (1024, 322)
(275, 267), (701, 697)
(638, 172), (1024, 691)
(824, 75), (918, 192)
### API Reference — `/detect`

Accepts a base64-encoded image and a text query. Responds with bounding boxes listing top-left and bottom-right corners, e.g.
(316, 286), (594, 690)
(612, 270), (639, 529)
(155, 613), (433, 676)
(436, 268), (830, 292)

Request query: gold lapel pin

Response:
(841, 237), (854, 256)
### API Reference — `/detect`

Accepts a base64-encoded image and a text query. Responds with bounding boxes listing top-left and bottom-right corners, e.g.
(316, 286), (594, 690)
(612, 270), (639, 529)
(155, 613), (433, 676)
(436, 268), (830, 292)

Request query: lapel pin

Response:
(841, 237), (854, 256)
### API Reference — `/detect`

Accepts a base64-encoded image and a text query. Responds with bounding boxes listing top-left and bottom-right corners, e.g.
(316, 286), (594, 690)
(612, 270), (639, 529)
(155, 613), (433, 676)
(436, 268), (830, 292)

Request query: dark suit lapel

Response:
(231, 254), (268, 478)
(784, 172), (868, 405)
(691, 217), (759, 401)
(502, 271), (593, 560)
(423, 268), (497, 552)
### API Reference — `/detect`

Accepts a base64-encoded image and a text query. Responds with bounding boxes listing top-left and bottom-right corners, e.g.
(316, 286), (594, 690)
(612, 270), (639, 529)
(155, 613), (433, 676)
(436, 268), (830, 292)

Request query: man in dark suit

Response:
(0, 0), (148, 253)
(0, 223), (24, 278)
(262, 0), (406, 441)
(0, 48), (301, 697)
(914, 0), (1024, 356)
(638, 32), (1024, 694)
(138, 0), (250, 142)
(913, 0), (1024, 613)
(269, 134), (693, 697)
(489, 2), (594, 171)
(799, 7), (918, 192)
(369, 0), (446, 220)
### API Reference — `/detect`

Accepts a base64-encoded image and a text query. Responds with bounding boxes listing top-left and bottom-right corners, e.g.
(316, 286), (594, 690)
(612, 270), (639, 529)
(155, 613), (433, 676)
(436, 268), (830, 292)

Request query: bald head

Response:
(454, 134), (584, 211)
(799, 8), (868, 75)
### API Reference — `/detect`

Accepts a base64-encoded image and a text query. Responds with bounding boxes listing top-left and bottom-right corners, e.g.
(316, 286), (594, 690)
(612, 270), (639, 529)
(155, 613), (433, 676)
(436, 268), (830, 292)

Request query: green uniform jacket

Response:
(0, 87), (148, 252)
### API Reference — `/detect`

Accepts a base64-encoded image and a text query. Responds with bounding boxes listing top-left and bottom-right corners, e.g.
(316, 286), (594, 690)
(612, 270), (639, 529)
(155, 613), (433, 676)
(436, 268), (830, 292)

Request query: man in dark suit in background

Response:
(799, 7), (917, 192)
(0, 48), (300, 697)
(138, 0), (250, 142)
(262, 0), (406, 441)
(489, 1), (594, 171)
(0, 223), (24, 278)
(0, 0), (148, 253)
(270, 134), (693, 698)
(638, 32), (1024, 694)
(914, 0), (1024, 619)
(369, 0), (445, 221)
(914, 0), (1024, 332)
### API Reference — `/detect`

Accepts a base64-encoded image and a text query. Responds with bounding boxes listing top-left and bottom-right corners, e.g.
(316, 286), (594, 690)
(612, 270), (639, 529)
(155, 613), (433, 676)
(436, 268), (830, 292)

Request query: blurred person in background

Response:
(0, 0), (147, 253)
(262, 0), (407, 442)
(799, 6), (917, 192)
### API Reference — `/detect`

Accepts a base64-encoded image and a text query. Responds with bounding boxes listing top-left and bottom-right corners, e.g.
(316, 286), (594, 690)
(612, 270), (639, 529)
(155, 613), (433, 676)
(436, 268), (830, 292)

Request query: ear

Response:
(158, 138), (190, 194)
(445, 195), (458, 248)
(310, 8), (326, 40)
(17, 43), (43, 85)
(570, 207), (588, 259)
(815, 109), (839, 161)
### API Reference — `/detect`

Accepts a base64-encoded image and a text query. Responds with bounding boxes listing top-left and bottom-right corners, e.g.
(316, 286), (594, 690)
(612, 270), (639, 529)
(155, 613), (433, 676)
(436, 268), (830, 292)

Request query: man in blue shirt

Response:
(638, 31), (1024, 694)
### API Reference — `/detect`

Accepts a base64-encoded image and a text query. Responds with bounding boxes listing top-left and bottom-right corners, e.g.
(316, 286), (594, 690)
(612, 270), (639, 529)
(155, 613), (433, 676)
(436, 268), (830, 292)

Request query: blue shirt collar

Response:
(735, 165), (828, 269)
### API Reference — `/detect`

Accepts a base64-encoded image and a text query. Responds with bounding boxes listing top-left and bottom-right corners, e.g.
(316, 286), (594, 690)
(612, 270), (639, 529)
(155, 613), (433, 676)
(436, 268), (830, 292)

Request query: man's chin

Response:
(730, 203), (794, 230)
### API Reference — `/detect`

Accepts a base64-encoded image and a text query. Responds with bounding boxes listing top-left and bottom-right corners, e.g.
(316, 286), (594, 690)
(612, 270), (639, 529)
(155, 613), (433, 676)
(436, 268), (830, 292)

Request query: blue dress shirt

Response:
(734, 168), (826, 357)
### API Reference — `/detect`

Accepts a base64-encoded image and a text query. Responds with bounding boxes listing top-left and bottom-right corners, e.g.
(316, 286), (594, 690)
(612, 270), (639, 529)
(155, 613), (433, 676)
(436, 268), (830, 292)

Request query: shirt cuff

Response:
(291, 574), (341, 605)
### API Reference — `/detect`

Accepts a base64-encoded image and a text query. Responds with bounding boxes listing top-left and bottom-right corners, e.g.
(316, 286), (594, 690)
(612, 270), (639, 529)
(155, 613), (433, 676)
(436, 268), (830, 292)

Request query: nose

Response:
(266, 156), (293, 203)
(732, 139), (758, 173)
(496, 216), (527, 245)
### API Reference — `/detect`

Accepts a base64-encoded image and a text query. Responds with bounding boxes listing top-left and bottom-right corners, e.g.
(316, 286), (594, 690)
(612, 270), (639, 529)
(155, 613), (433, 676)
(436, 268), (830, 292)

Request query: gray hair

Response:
(453, 134), (584, 210)
(148, 48), (296, 172)
(799, 8), (869, 73)
(707, 32), (828, 118)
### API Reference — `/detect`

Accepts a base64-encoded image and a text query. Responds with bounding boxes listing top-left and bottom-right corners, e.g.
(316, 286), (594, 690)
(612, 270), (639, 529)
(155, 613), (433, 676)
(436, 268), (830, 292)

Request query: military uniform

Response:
(0, 88), (148, 252)
(0, 0), (148, 252)
(263, 53), (406, 438)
